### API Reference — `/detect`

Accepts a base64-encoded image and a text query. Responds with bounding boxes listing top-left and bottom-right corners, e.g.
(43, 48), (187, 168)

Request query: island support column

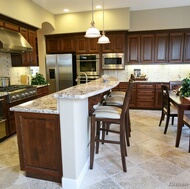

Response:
(58, 98), (90, 189)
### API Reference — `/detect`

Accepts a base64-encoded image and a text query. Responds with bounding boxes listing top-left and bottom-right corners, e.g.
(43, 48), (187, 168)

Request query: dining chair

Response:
(182, 113), (190, 152)
(89, 80), (134, 172)
(159, 84), (178, 134)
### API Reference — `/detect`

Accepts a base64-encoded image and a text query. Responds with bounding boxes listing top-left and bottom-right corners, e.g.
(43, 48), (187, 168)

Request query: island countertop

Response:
(10, 77), (119, 114)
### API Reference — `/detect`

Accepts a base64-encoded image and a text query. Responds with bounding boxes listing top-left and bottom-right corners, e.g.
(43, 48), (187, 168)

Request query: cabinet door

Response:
(61, 37), (76, 52)
(46, 37), (62, 53)
(184, 33), (190, 62)
(127, 35), (140, 64)
(155, 33), (169, 63)
(28, 30), (38, 66)
(102, 33), (125, 53)
(140, 34), (154, 63)
(4, 22), (19, 31)
(0, 20), (4, 27)
(76, 36), (88, 54)
(88, 38), (99, 53)
(169, 33), (184, 63)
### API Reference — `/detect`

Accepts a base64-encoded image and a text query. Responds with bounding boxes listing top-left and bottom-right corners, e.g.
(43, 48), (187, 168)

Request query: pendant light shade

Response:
(98, 31), (110, 44)
(85, 0), (101, 38)
(98, 0), (110, 44)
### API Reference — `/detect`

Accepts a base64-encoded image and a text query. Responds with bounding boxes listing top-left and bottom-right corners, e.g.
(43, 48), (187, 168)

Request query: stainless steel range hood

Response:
(0, 27), (33, 54)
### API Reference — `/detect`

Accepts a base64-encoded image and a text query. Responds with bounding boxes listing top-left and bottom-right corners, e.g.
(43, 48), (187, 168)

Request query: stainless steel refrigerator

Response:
(46, 53), (77, 94)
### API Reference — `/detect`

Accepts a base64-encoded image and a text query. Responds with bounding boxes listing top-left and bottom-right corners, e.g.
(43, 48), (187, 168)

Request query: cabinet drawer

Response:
(137, 95), (154, 101)
(137, 89), (154, 95)
(137, 101), (154, 108)
(137, 84), (155, 89)
(155, 83), (169, 89)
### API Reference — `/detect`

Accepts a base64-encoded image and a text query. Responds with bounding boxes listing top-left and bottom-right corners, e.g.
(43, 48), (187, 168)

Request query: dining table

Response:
(169, 91), (190, 147)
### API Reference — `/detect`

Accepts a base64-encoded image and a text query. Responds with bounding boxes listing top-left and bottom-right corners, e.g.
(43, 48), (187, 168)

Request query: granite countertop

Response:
(10, 94), (58, 114)
(10, 77), (119, 114)
(54, 77), (119, 99)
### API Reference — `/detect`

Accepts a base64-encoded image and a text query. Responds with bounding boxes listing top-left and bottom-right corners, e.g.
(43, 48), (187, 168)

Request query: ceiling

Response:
(32, 0), (190, 15)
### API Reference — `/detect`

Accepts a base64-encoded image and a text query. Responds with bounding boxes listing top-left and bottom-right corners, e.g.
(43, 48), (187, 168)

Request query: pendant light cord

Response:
(91, 0), (95, 26)
(102, 0), (105, 34)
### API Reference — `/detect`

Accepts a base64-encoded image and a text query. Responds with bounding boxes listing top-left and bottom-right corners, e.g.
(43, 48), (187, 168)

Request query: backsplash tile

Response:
(104, 64), (190, 82)
(0, 53), (32, 85)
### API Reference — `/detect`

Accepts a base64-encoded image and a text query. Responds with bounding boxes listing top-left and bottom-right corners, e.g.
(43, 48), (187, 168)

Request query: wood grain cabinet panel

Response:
(140, 34), (154, 63)
(127, 35), (140, 64)
(184, 33), (190, 62)
(15, 112), (62, 183)
(0, 20), (4, 27)
(102, 32), (125, 53)
(46, 37), (62, 53)
(169, 33), (184, 63)
(155, 33), (169, 63)
(61, 36), (76, 52)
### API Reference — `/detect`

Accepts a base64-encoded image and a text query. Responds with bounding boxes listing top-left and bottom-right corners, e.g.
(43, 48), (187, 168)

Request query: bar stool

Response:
(89, 81), (134, 172)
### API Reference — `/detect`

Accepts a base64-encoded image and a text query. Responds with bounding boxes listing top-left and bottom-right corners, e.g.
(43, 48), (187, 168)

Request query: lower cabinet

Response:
(36, 85), (49, 98)
(15, 112), (62, 183)
(136, 83), (155, 109)
(113, 81), (169, 110)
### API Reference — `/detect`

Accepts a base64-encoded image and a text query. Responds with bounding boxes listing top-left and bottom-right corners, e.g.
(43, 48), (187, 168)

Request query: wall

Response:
(53, 8), (130, 34)
(0, 0), (55, 29)
(130, 6), (190, 31)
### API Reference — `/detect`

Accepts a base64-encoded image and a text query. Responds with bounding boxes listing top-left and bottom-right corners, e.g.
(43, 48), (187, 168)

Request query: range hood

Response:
(0, 27), (33, 54)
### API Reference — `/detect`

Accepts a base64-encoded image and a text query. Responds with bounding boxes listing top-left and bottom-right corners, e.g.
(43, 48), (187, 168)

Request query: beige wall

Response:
(130, 6), (190, 31)
(0, 0), (55, 29)
(53, 8), (130, 34)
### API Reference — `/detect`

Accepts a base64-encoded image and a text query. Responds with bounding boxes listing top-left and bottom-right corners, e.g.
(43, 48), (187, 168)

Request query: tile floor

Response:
(0, 110), (190, 189)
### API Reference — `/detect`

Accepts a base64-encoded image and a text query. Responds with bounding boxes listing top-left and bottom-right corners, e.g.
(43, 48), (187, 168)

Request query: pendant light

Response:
(98, 0), (110, 44)
(85, 0), (101, 38)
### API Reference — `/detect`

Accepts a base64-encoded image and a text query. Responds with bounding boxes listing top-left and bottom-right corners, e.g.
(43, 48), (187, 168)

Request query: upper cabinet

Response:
(155, 33), (169, 63)
(169, 33), (184, 63)
(127, 34), (140, 64)
(76, 35), (99, 54)
(12, 28), (38, 67)
(140, 34), (154, 63)
(127, 34), (154, 64)
(184, 33), (190, 62)
(46, 37), (62, 53)
(101, 32), (125, 53)
(61, 36), (76, 52)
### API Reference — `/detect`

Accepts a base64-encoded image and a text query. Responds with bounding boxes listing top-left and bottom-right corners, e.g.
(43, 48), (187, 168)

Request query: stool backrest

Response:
(161, 84), (170, 112)
(121, 81), (134, 120)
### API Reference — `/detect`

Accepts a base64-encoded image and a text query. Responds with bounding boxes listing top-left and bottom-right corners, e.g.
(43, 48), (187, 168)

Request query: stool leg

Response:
(120, 123), (127, 172)
(90, 115), (96, 169)
(95, 121), (100, 154)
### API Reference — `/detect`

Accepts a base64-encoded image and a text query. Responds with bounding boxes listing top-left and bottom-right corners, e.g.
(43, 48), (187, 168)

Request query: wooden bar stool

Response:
(90, 81), (134, 172)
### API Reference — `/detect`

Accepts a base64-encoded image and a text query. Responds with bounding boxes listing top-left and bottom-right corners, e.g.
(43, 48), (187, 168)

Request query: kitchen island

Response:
(10, 77), (119, 189)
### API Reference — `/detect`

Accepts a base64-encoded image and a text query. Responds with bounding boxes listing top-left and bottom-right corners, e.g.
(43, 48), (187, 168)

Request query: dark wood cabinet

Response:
(140, 34), (154, 63)
(127, 34), (140, 64)
(155, 33), (169, 63)
(184, 33), (190, 62)
(169, 33), (184, 63)
(102, 32), (125, 53)
(46, 37), (62, 53)
(0, 20), (4, 27)
(4, 21), (19, 31)
(15, 112), (62, 182)
(12, 28), (38, 66)
(61, 36), (76, 52)
(36, 85), (49, 98)
(76, 35), (99, 54)
(136, 83), (155, 109)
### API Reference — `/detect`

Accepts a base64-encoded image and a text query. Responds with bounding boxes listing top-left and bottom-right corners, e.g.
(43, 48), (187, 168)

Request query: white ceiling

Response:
(32, 0), (190, 15)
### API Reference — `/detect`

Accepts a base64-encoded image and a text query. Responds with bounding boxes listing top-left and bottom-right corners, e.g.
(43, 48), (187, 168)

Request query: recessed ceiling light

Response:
(96, 5), (102, 9)
(64, 9), (70, 12)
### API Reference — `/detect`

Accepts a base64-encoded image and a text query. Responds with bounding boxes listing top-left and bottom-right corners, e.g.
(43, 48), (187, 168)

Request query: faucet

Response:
(76, 72), (88, 84)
